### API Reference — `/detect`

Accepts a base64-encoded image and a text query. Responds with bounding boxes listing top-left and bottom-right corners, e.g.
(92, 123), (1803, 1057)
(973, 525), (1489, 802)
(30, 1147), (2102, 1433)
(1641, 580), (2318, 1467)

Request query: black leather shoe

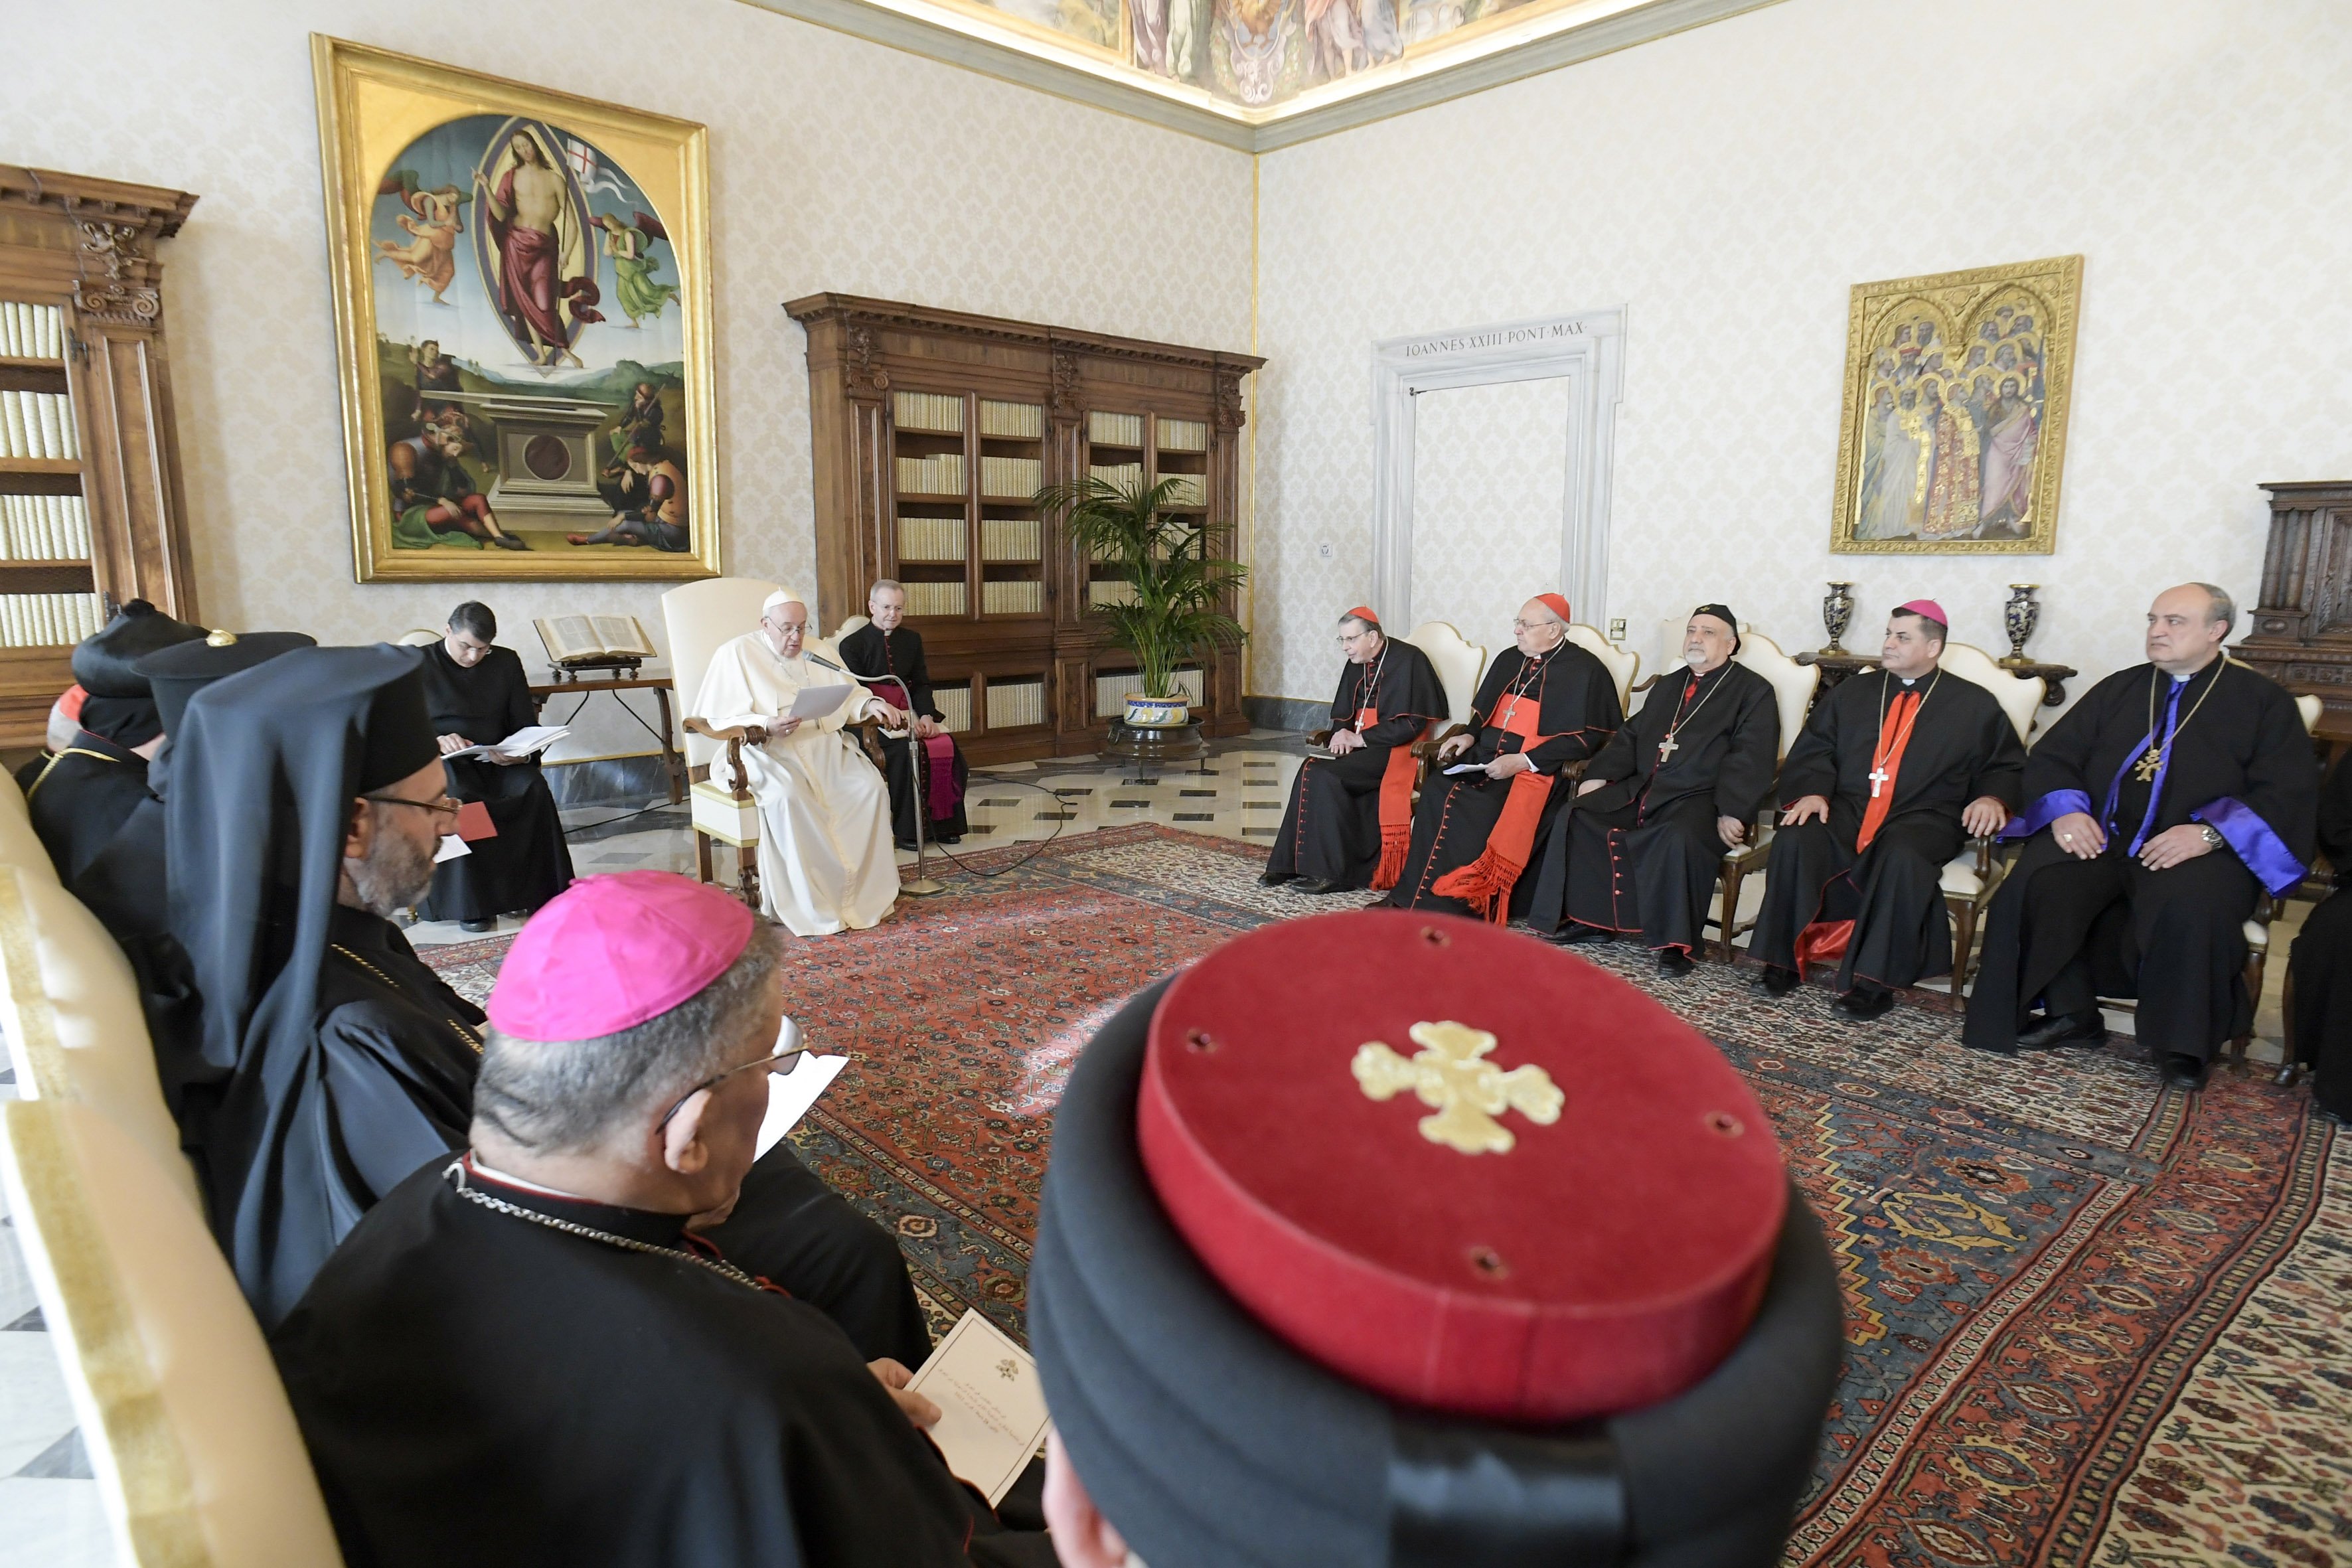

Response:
(1257, 870), (1296, 888)
(1549, 923), (1613, 946)
(2162, 1052), (2209, 1091)
(1292, 878), (1342, 895)
(1754, 965), (1798, 998)
(2016, 1011), (2106, 1051)
(1833, 984), (1895, 1022)
(1656, 947), (1694, 978)
(459, 917), (496, 933)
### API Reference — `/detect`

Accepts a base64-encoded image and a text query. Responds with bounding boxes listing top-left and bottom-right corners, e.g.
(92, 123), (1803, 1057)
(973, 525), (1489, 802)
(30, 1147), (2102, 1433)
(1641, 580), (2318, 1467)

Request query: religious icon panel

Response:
(313, 37), (718, 582)
(1830, 256), (2082, 556)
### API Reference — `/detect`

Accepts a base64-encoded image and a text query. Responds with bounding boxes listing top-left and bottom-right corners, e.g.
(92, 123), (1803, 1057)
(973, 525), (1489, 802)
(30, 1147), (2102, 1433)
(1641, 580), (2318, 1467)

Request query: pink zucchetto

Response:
(1897, 598), (1949, 628)
(485, 871), (756, 1042)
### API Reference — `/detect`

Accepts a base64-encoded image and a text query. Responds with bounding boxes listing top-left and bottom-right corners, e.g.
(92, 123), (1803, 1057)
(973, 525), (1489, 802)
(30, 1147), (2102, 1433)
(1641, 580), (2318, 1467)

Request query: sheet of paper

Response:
(445, 724), (570, 761)
(908, 1310), (1054, 1506)
(788, 683), (855, 722)
(1443, 761), (1487, 775)
(754, 1054), (847, 1158)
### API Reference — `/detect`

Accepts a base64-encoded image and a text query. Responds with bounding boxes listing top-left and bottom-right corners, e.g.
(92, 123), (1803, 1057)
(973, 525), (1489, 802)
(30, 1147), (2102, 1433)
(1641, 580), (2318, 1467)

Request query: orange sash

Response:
(1794, 688), (1924, 973)
(1429, 696), (1557, 923)
(1360, 704), (1430, 892)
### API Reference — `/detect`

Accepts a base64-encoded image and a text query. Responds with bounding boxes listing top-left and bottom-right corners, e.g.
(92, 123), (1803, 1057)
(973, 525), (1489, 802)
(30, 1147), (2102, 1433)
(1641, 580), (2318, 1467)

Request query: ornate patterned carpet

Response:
(423, 824), (2351, 1568)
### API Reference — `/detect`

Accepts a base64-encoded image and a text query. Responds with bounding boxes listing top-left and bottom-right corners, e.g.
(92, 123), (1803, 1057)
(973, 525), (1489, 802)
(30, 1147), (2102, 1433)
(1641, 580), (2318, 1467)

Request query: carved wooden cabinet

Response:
(0, 166), (201, 747)
(787, 294), (1261, 764)
(2235, 481), (2352, 743)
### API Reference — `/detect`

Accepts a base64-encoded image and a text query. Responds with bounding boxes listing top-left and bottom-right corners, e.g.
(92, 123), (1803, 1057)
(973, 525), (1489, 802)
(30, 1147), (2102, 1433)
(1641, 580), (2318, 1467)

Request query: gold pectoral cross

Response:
(1352, 1020), (1563, 1156)
(2133, 745), (2163, 782)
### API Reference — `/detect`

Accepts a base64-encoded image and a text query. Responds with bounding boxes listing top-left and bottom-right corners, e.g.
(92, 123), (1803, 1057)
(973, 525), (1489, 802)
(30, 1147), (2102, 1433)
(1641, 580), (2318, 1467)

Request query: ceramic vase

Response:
(2003, 584), (2041, 665)
(1822, 582), (1856, 654)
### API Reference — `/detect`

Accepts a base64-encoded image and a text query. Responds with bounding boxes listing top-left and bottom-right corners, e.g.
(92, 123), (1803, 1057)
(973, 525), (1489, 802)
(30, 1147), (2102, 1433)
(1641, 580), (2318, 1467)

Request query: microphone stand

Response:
(810, 653), (945, 897)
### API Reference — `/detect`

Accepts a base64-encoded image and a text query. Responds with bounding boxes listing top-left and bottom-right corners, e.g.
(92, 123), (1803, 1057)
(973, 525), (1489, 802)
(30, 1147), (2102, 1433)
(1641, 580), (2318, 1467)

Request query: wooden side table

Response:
(527, 675), (684, 805)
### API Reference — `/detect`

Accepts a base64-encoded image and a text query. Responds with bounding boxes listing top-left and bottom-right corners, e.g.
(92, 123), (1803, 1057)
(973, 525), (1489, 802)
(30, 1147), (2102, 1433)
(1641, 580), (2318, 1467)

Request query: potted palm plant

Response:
(1035, 473), (1247, 729)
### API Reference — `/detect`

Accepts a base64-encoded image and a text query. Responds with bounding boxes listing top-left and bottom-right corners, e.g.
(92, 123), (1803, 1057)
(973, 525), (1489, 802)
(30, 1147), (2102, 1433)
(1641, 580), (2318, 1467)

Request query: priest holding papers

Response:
(1260, 605), (1449, 895)
(1965, 584), (2316, 1087)
(692, 588), (899, 936)
(1530, 605), (1779, 975)
(1388, 593), (1622, 921)
(418, 601), (576, 931)
(1749, 600), (2024, 1020)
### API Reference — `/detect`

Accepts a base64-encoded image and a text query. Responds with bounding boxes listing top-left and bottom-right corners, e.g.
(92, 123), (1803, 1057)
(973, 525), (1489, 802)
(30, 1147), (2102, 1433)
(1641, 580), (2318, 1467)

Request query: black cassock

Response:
(1750, 669), (2023, 990)
(71, 773), (209, 1131)
(17, 730), (153, 884)
(1390, 642), (1620, 921)
(272, 1160), (1053, 1568)
(1262, 637), (1449, 889)
(416, 643), (576, 923)
(1965, 658), (2315, 1060)
(839, 622), (970, 846)
(1528, 658), (1779, 953)
(2288, 752), (2352, 1117)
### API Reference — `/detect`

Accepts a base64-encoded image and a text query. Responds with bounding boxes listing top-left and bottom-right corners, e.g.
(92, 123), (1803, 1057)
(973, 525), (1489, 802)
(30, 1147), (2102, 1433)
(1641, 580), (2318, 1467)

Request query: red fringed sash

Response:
(1360, 704), (1429, 892)
(1429, 698), (1556, 923)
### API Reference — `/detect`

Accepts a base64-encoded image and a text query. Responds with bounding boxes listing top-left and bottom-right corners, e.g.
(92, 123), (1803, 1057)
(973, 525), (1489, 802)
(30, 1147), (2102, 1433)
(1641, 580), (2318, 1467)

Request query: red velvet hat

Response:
(1137, 909), (1786, 1423)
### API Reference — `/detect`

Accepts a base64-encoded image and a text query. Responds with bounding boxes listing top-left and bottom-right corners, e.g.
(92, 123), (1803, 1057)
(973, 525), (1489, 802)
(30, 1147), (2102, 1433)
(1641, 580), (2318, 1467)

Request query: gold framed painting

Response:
(1830, 254), (2082, 555)
(313, 36), (718, 582)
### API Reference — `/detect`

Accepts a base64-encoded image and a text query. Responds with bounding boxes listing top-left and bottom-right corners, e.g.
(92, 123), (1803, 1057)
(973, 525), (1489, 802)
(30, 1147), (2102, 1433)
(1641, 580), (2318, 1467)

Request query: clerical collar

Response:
(1898, 675), (1919, 687)
(458, 1152), (692, 1247)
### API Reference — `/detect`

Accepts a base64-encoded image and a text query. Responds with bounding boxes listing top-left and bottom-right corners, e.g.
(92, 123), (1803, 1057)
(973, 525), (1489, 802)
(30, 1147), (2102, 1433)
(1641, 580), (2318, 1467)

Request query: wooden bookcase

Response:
(0, 167), (202, 748)
(787, 295), (1262, 765)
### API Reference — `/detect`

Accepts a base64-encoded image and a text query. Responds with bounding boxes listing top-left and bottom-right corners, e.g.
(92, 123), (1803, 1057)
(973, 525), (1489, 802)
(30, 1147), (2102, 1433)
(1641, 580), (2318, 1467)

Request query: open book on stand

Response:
(535, 615), (657, 672)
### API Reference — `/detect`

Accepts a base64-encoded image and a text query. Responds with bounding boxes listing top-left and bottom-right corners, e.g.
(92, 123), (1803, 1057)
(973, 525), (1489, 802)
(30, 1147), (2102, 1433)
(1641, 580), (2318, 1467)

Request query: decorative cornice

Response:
(0, 167), (196, 327)
(785, 293), (1265, 375)
(734, 0), (1780, 152)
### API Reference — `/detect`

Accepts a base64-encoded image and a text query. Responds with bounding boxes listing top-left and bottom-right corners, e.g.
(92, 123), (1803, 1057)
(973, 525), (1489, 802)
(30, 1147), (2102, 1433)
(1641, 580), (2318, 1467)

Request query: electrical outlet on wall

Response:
(1316, 542), (1334, 560)
(1608, 617), (1627, 641)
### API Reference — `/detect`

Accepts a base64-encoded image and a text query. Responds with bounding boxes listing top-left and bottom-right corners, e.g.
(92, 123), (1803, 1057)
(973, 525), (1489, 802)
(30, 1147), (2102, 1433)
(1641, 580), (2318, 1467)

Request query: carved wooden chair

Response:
(1937, 643), (2047, 994)
(1566, 624), (1640, 713)
(1707, 633), (1819, 962)
(1403, 620), (1488, 793)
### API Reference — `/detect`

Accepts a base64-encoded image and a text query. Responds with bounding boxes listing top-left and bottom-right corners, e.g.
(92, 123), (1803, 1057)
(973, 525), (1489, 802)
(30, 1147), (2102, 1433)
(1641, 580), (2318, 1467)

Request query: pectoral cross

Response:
(1657, 735), (1680, 763)
(1869, 765), (1891, 798)
(1352, 1020), (1563, 1156)
(2133, 745), (2163, 783)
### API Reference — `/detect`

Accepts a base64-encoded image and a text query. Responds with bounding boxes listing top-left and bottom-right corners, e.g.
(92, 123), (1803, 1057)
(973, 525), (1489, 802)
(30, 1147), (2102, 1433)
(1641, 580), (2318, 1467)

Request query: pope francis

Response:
(691, 589), (900, 935)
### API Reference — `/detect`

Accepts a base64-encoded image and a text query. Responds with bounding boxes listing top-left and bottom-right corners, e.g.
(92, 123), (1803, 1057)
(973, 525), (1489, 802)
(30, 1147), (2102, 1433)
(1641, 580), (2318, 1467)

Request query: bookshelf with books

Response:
(0, 167), (202, 747)
(790, 295), (1261, 763)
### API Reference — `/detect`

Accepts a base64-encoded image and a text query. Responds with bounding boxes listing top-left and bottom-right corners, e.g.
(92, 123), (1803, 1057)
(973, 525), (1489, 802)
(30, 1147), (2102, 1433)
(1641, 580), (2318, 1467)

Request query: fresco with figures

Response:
(315, 39), (718, 581)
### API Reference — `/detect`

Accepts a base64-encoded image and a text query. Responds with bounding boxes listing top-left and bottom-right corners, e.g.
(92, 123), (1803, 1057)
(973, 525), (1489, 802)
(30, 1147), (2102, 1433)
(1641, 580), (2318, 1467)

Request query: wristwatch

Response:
(2199, 824), (2225, 850)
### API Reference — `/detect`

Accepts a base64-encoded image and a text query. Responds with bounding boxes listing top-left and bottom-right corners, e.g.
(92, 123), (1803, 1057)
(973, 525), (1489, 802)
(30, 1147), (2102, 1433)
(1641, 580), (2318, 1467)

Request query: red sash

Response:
(1429, 697), (1557, 923)
(1794, 689), (1922, 973)
(1358, 704), (1431, 892)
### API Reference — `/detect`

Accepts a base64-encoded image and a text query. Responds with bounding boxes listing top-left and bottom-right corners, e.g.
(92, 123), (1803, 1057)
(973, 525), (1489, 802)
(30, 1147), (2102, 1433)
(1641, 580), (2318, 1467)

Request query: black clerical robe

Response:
(1528, 658), (1779, 953)
(1965, 658), (2315, 1059)
(838, 623), (970, 846)
(272, 1160), (1052, 1568)
(70, 779), (211, 1130)
(1263, 637), (1449, 890)
(2288, 751), (2352, 1118)
(1749, 668), (2024, 991)
(417, 644), (575, 923)
(1390, 642), (1621, 922)
(16, 730), (153, 884)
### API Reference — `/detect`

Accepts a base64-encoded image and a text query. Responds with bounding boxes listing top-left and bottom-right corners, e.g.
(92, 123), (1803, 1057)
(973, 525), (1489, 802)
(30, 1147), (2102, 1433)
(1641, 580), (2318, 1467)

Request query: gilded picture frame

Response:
(312, 36), (720, 582)
(1830, 255), (2082, 556)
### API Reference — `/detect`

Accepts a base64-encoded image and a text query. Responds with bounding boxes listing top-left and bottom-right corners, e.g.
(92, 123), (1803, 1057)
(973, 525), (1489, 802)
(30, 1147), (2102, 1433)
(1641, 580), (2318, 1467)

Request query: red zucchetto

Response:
(1135, 908), (1786, 1423)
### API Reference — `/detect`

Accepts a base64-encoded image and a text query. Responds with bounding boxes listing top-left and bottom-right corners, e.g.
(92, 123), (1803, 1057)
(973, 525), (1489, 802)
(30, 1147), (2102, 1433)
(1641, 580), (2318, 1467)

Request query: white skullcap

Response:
(761, 588), (809, 615)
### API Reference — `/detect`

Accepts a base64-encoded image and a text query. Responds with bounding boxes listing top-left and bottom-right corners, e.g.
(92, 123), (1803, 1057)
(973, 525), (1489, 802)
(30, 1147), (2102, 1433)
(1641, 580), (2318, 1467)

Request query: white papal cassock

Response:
(693, 631), (900, 935)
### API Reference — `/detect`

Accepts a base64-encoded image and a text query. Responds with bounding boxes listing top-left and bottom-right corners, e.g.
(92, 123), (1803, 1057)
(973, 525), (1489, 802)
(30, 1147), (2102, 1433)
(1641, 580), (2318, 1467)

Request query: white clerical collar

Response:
(1899, 675), (1919, 687)
(469, 1154), (593, 1202)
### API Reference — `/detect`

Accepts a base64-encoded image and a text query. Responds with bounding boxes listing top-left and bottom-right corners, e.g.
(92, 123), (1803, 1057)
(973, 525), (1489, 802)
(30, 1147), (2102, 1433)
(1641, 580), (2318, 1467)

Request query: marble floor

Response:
(0, 730), (2307, 1561)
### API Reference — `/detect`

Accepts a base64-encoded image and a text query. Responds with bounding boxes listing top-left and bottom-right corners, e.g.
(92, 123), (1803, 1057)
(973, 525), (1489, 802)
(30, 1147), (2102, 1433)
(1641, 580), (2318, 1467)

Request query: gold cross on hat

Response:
(1352, 1020), (1563, 1156)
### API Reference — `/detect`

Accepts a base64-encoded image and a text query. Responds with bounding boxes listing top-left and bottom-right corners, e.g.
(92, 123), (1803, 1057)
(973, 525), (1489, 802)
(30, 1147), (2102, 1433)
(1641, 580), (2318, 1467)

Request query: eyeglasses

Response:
(656, 1023), (811, 1129)
(365, 793), (463, 823)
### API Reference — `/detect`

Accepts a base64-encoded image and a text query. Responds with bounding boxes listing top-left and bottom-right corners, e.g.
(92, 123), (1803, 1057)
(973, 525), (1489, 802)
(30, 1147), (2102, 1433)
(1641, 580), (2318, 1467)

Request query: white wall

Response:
(7, 0), (1254, 757)
(1249, 0), (2352, 707)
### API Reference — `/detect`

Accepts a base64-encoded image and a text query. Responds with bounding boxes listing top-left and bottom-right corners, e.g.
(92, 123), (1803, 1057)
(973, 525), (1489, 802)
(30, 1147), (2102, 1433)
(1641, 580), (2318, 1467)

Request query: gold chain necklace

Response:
(2134, 656), (2229, 782)
(443, 1160), (764, 1292)
(329, 943), (483, 1056)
